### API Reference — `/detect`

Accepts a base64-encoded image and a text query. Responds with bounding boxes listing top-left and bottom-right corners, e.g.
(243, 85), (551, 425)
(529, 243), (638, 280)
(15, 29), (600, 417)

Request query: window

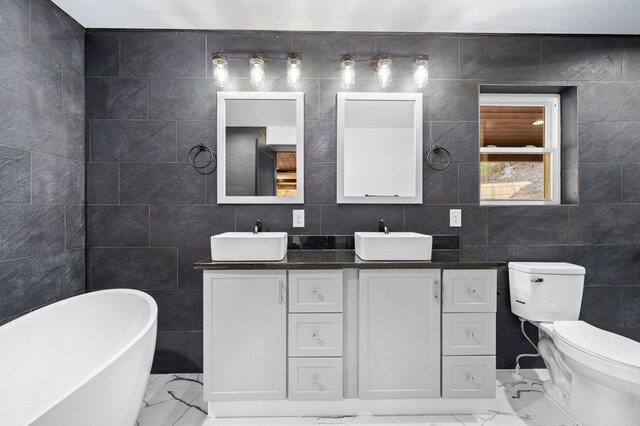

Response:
(479, 93), (561, 205)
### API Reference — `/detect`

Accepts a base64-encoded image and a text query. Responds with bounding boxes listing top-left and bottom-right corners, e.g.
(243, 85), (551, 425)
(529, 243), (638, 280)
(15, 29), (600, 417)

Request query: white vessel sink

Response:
(355, 232), (433, 261)
(210, 232), (288, 261)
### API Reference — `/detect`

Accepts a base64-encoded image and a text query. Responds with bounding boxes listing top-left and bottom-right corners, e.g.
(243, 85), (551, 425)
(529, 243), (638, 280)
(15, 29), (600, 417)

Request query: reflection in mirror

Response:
(225, 127), (297, 197)
(217, 93), (304, 204)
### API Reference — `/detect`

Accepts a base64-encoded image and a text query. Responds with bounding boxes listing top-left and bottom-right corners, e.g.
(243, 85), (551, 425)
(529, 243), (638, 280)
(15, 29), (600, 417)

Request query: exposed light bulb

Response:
(249, 56), (266, 87)
(376, 58), (392, 88)
(532, 119), (544, 126)
(287, 55), (302, 88)
(212, 55), (229, 88)
(413, 57), (429, 89)
(340, 55), (355, 89)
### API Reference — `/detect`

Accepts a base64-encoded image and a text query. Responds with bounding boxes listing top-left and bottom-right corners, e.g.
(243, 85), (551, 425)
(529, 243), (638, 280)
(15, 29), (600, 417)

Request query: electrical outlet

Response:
(449, 209), (462, 227)
(293, 209), (305, 228)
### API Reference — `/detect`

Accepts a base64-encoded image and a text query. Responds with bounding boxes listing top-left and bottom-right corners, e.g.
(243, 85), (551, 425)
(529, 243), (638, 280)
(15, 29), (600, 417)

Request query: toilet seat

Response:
(551, 321), (640, 383)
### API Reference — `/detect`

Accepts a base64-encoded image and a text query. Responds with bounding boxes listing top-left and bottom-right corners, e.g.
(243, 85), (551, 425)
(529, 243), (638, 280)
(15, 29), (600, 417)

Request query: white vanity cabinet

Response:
(358, 269), (441, 399)
(203, 270), (287, 401)
(202, 267), (497, 418)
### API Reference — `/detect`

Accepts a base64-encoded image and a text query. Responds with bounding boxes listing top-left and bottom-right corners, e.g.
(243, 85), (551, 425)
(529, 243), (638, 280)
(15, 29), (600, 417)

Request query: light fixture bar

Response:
(339, 53), (430, 89)
(211, 51), (303, 88)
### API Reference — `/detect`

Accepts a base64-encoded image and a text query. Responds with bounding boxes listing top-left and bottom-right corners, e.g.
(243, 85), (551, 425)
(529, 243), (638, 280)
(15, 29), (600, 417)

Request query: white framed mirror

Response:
(336, 92), (423, 204)
(217, 92), (304, 204)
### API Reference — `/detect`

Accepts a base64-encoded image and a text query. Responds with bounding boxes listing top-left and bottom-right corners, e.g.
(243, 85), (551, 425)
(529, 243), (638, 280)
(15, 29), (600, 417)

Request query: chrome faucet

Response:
(253, 219), (262, 234)
(378, 219), (389, 234)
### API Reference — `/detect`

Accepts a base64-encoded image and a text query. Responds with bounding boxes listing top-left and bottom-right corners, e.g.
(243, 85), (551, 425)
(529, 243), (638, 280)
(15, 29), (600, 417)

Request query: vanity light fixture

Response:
(286, 52), (302, 88)
(339, 53), (430, 89)
(249, 52), (267, 87)
(210, 51), (303, 88)
(340, 54), (356, 89)
(413, 56), (429, 89)
(373, 55), (393, 88)
(212, 53), (229, 88)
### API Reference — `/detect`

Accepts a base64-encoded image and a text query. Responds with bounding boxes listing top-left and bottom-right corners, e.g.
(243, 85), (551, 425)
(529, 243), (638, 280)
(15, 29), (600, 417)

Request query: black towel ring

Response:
(188, 144), (217, 175)
(426, 145), (451, 171)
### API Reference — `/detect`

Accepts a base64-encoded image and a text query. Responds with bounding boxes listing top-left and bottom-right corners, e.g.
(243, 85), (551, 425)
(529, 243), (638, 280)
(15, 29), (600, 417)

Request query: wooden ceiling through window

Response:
(480, 106), (545, 148)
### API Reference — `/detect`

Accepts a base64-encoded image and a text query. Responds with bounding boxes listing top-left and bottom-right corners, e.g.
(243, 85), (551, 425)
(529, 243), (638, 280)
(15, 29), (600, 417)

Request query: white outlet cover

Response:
(293, 209), (305, 228)
(449, 209), (462, 227)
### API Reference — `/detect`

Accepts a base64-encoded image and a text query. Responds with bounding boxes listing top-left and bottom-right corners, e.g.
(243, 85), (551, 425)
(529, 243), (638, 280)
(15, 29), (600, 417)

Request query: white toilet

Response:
(508, 262), (640, 426)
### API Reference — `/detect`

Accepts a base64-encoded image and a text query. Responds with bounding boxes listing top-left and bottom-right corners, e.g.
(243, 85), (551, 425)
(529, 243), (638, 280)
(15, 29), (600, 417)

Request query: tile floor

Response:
(136, 369), (580, 426)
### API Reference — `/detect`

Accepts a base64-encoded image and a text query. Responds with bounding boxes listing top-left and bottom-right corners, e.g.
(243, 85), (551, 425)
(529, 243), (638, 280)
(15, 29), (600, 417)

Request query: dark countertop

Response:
(194, 250), (505, 270)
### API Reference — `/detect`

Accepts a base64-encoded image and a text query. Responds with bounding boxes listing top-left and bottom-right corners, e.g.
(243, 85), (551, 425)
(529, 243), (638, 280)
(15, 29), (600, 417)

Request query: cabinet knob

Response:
(312, 330), (319, 339)
(313, 288), (319, 294)
(467, 375), (475, 382)
(468, 288), (476, 294)
(466, 330), (475, 338)
(312, 374), (319, 385)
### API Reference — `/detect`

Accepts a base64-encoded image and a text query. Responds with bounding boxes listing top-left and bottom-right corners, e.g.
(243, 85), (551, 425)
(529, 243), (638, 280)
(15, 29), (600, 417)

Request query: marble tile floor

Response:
(136, 369), (580, 426)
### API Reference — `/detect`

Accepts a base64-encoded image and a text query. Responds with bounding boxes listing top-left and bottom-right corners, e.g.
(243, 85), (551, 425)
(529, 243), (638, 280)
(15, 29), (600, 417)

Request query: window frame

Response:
(479, 93), (561, 206)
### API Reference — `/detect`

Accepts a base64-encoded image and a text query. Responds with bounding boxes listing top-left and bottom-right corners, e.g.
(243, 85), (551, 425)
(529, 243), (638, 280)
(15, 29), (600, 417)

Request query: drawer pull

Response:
(466, 330), (475, 338)
(312, 374), (319, 385)
(467, 375), (475, 382)
(468, 288), (476, 294)
(313, 288), (319, 294)
(312, 330), (320, 339)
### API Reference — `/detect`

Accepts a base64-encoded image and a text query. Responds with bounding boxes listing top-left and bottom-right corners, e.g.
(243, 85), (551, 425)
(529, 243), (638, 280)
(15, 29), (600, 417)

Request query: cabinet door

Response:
(204, 270), (287, 401)
(359, 269), (441, 399)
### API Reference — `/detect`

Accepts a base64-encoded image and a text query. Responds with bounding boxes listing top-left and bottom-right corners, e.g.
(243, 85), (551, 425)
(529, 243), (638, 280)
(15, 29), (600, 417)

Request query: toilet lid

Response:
(553, 321), (640, 370)
(508, 262), (585, 275)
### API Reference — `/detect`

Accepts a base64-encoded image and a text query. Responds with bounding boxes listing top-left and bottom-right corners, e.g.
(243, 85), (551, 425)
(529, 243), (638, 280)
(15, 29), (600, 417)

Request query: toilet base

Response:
(539, 339), (640, 426)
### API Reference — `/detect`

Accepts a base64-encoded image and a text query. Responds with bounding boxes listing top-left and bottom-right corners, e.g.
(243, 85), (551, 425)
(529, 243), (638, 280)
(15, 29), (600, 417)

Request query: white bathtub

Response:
(0, 289), (158, 426)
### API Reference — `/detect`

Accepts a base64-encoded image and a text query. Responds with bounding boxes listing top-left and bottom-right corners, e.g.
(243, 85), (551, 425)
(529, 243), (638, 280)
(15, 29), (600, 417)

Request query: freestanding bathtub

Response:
(0, 289), (158, 426)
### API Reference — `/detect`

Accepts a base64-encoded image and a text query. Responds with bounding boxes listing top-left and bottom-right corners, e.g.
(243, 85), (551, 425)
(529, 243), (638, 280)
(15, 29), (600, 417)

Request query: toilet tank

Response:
(508, 262), (585, 322)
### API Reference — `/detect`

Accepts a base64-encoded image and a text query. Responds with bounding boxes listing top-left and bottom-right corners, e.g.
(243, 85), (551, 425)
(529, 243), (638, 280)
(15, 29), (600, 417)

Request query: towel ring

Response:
(426, 145), (451, 171)
(188, 144), (217, 174)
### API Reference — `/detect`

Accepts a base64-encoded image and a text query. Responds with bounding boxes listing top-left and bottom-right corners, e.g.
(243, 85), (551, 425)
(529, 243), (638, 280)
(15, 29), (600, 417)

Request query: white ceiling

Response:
(54, 0), (640, 34)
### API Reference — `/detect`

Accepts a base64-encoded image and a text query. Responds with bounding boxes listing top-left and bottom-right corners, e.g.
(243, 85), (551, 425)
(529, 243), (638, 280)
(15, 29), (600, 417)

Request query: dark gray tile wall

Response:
(0, 0), (85, 323)
(85, 30), (640, 373)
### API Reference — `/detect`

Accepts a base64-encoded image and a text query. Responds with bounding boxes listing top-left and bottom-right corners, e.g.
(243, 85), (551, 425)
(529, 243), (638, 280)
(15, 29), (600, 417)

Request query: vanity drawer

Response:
(442, 313), (496, 356)
(288, 314), (343, 357)
(442, 356), (496, 399)
(288, 357), (343, 401)
(443, 270), (497, 313)
(289, 270), (343, 313)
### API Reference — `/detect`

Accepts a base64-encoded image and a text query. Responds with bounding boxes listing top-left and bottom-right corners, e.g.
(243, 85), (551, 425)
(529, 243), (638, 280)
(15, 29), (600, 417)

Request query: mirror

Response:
(217, 92), (304, 204)
(336, 93), (423, 204)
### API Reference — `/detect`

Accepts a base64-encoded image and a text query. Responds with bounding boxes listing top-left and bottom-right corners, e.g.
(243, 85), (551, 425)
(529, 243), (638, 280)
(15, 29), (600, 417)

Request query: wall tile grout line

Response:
(0, 247), (86, 265)
(29, 152), (32, 204)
